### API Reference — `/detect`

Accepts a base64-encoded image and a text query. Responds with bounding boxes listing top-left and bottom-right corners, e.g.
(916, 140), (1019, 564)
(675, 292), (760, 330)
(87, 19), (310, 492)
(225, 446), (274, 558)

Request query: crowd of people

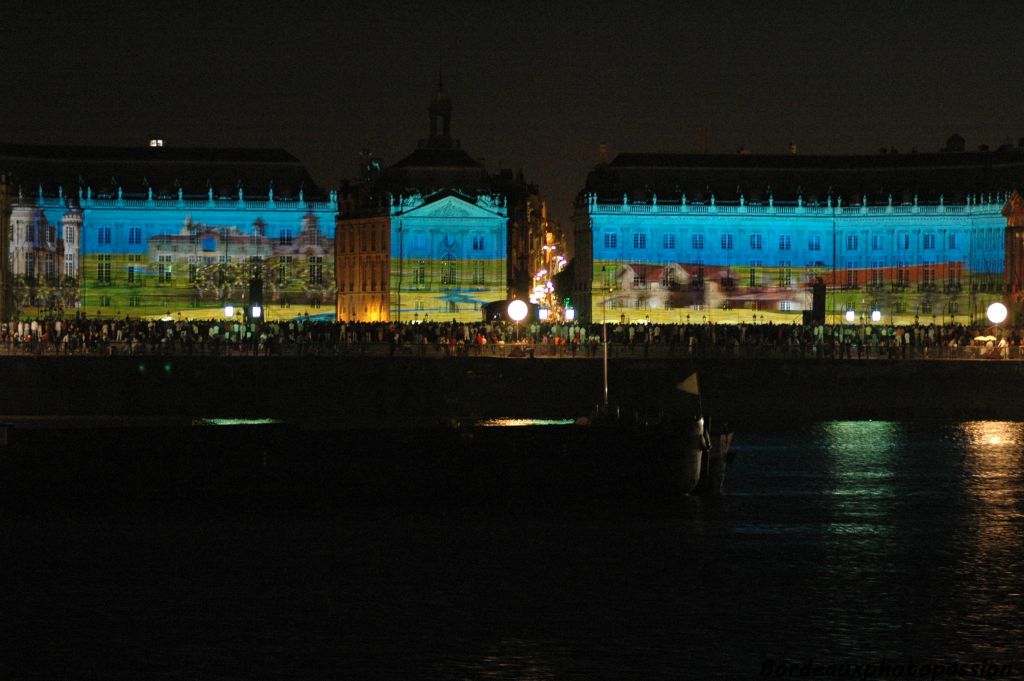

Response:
(1, 315), (1022, 360)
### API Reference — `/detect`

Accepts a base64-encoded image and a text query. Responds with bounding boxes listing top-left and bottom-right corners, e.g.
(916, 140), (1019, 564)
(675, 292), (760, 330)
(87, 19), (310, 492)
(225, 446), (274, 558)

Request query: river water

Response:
(2, 420), (1022, 679)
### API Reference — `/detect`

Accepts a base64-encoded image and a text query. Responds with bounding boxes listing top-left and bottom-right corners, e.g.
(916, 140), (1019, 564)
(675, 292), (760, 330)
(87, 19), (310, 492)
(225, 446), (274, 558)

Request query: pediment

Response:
(402, 195), (501, 220)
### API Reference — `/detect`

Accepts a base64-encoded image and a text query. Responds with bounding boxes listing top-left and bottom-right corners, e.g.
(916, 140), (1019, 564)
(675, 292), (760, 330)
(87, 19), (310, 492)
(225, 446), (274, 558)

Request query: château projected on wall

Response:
(8, 193), (336, 319)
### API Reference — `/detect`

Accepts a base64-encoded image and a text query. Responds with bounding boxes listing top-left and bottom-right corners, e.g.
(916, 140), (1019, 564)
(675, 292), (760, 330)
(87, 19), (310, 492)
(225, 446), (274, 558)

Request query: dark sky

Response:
(4, 0), (1023, 224)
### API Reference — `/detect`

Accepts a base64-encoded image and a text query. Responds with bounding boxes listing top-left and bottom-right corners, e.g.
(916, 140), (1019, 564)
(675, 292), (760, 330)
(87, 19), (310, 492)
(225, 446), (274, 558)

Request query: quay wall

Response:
(2, 356), (1024, 424)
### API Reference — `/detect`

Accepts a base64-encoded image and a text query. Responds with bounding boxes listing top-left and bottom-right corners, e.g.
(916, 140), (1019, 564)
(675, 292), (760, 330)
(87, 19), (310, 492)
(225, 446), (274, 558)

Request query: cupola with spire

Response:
(426, 72), (454, 149)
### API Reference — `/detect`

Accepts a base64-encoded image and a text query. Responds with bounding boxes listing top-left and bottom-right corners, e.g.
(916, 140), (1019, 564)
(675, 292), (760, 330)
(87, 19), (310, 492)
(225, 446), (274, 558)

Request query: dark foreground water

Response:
(1, 420), (1022, 680)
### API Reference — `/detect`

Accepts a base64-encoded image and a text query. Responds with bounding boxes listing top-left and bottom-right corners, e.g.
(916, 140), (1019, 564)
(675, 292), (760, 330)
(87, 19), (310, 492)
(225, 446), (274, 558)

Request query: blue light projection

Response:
(575, 193), (1008, 324)
(7, 192), (337, 319)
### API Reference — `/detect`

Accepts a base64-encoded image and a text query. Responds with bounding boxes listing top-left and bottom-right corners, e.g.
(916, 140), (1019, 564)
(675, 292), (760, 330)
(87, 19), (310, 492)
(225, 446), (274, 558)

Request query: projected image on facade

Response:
(577, 194), (1008, 325)
(8, 192), (337, 320)
(337, 193), (508, 323)
(8, 204), (82, 315)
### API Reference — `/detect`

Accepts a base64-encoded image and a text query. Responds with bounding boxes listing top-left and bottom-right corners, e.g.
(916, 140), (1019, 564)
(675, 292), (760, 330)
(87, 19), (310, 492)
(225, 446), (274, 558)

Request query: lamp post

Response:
(507, 299), (528, 342)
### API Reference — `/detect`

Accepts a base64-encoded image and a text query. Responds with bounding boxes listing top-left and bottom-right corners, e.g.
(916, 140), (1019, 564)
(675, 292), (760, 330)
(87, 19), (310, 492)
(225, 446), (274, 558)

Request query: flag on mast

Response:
(677, 372), (700, 395)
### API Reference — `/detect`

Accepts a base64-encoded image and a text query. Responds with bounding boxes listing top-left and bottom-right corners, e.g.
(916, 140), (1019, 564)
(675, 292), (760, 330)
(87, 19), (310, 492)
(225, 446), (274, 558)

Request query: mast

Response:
(602, 321), (608, 407)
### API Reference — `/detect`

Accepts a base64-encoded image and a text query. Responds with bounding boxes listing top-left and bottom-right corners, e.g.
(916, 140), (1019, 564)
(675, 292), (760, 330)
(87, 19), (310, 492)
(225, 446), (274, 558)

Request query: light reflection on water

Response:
(4, 418), (1023, 678)
(475, 418), (576, 427)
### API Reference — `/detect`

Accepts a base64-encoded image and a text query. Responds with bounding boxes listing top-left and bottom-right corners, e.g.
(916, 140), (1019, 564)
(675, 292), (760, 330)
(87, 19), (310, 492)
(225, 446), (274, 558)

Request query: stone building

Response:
(335, 81), (544, 322)
(573, 140), (1024, 325)
(0, 143), (336, 319)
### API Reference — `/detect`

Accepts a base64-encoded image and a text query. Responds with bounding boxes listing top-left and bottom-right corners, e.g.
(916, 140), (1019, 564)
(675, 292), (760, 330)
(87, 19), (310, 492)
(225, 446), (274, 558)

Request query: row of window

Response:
(91, 256), (324, 285)
(604, 232), (969, 252)
(10, 224), (65, 243)
(98, 227), (308, 247)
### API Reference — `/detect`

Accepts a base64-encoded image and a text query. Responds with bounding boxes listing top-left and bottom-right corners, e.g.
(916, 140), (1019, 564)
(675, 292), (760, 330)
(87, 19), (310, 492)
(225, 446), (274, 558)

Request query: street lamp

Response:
(987, 302), (1008, 324)
(508, 299), (528, 341)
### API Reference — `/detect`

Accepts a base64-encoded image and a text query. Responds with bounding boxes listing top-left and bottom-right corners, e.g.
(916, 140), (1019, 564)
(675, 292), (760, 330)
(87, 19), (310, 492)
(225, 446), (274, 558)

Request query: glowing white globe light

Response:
(251, 305), (263, 319)
(845, 310), (856, 323)
(987, 302), (1008, 324)
(564, 307), (576, 322)
(538, 308), (549, 321)
(871, 310), (882, 323)
(224, 305), (235, 318)
(507, 299), (528, 322)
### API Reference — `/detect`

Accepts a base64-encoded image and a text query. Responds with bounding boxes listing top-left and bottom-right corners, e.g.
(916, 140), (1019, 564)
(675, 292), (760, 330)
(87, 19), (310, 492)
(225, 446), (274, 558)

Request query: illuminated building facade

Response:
(336, 82), (539, 322)
(573, 144), (1024, 324)
(0, 144), (336, 319)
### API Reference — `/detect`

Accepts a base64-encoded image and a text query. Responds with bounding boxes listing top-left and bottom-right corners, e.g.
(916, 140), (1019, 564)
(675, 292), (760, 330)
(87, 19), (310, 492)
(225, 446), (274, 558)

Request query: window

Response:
(692, 262), (705, 289)
(632, 272), (646, 287)
(721, 234), (733, 250)
(661, 268), (677, 288)
(846, 235), (858, 251)
(870, 260), (884, 286)
(97, 254), (111, 283)
(871, 234), (883, 251)
(25, 252), (35, 279)
(779, 260), (792, 287)
(440, 256), (457, 285)
(413, 259), (426, 286)
(633, 233), (647, 249)
(922, 262), (935, 286)
(128, 227), (142, 244)
(188, 263), (197, 283)
(472, 261), (485, 285)
(158, 255), (173, 283)
(64, 253), (75, 277)
(897, 261), (910, 287)
(127, 266), (135, 284)
(129, 295), (140, 308)
(778, 235), (791, 251)
(662, 233), (676, 249)
(46, 226), (56, 244)
(308, 256), (323, 284)
(749, 234), (762, 250)
(845, 262), (858, 288)
(65, 228), (74, 245)
(949, 233), (959, 250)
(472, 235), (485, 251)
(923, 234), (936, 250)
(691, 234), (705, 250)
(948, 261), (963, 287)
(278, 256), (292, 285)
(603, 233), (617, 249)
(898, 232), (910, 250)
(98, 227), (111, 245)
(279, 228), (293, 246)
(748, 260), (762, 287)
(808, 235), (821, 251)
(44, 253), (54, 279)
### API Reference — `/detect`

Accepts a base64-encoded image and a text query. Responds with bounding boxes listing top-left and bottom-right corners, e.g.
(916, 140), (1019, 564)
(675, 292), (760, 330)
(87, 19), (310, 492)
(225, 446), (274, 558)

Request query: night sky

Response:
(4, 0), (1023, 225)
